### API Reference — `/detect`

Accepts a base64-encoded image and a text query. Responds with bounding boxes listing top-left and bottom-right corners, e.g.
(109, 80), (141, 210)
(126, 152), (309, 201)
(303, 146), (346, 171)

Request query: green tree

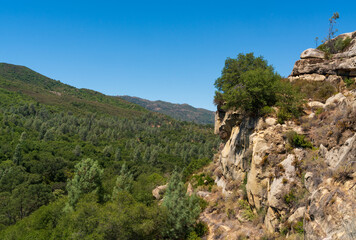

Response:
(162, 171), (201, 239)
(112, 163), (134, 198)
(214, 53), (280, 112)
(214, 53), (303, 119)
(65, 158), (103, 211)
(12, 144), (22, 165)
(114, 147), (121, 161)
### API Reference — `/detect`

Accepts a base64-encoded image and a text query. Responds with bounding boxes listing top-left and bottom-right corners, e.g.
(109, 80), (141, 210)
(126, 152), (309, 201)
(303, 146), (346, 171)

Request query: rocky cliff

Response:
(208, 32), (356, 240)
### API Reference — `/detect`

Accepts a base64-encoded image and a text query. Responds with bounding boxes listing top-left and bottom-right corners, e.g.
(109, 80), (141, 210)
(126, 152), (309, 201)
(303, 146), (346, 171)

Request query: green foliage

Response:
(334, 36), (352, 52)
(112, 163), (134, 197)
(292, 80), (337, 102)
(65, 158), (103, 211)
(283, 190), (296, 205)
(293, 221), (304, 234)
(183, 158), (211, 180)
(192, 173), (214, 188)
(286, 131), (313, 149)
(162, 171), (201, 239)
(316, 13), (352, 55)
(0, 63), (218, 238)
(214, 53), (303, 119)
(344, 78), (355, 89)
(238, 199), (255, 221)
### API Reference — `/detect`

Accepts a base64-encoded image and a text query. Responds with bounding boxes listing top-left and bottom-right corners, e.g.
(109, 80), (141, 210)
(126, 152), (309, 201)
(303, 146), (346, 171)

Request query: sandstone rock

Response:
(326, 75), (343, 84)
(304, 177), (356, 240)
(300, 48), (325, 59)
(152, 184), (167, 200)
(218, 116), (259, 181)
(267, 154), (297, 212)
(288, 207), (305, 223)
(265, 117), (277, 126)
(325, 93), (346, 109)
(187, 183), (193, 196)
(322, 133), (356, 168)
(308, 101), (325, 110)
(290, 31), (356, 80)
(304, 172), (316, 193)
(289, 73), (326, 82)
(265, 207), (280, 233)
(196, 191), (210, 198)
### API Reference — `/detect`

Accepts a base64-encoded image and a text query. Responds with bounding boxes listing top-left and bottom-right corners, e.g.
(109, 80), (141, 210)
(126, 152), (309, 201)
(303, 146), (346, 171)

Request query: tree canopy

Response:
(214, 53), (303, 120)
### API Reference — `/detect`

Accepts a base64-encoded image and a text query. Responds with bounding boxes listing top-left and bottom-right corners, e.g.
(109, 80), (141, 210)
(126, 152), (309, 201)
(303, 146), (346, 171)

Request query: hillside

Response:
(120, 95), (214, 125)
(0, 63), (219, 239)
(0, 63), (145, 117)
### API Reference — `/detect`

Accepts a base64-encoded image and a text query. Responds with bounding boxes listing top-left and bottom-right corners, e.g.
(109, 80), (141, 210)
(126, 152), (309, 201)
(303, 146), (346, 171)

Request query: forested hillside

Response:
(0, 63), (219, 239)
(120, 95), (214, 125)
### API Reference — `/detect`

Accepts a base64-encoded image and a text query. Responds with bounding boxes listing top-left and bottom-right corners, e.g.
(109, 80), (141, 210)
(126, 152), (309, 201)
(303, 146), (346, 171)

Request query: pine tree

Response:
(114, 147), (121, 161)
(112, 163), (134, 198)
(13, 144), (22, 165)
(65, 158), (103, 211)
(162, 171), (201, 239)
(73, 145), (81, 157)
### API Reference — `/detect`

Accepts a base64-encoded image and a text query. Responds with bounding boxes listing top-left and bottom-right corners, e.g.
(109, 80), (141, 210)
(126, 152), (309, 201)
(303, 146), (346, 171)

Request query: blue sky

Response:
(0, 1), (355, 111)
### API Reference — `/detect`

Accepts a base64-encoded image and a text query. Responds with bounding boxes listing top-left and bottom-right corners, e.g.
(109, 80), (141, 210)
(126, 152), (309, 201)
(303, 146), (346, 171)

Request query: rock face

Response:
(213, 92), (356, 238)
(290, 31), (356, 81)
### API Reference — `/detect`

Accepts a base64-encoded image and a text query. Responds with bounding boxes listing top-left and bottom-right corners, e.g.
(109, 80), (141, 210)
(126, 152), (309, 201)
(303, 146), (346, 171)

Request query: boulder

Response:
(288, 207), (305, 223)
(308, 101), (325, 110)
(265, 117), (277, 126)
(300, 48), (325, 59)
(152, 184), (167, 200)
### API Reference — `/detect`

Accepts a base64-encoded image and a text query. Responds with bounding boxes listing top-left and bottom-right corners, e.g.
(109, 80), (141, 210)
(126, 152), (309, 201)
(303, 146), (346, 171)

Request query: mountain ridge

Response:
(120, 95), (214, 125)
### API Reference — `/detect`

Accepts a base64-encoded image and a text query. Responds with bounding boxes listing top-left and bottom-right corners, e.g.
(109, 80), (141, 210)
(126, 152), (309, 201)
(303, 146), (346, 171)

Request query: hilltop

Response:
(120, 95), (214, 125)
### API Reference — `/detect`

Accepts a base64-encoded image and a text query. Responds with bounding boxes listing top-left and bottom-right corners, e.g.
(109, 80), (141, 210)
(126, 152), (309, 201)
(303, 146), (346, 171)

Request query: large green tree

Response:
(214, 53), (303, 119)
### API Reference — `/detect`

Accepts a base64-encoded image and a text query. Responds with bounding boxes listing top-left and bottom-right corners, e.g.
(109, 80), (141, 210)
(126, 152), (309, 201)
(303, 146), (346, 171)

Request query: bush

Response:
(292, 80), (337, 102)
(286, 131), (313, 149)
(344, 78), (355, 89)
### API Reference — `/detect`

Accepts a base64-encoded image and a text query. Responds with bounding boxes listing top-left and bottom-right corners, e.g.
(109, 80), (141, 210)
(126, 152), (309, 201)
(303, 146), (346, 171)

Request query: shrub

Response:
(292, 80), (337, 102)
(286, 131), (313, 149)
(293, 221), (304, 234)
(238, 199), (255, 221)
(344, 78), (355, 88)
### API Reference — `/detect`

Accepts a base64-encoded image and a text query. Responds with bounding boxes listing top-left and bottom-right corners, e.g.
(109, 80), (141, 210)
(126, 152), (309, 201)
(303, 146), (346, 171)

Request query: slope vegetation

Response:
(0, 63), (219, 239)
(120, 95), (214, 124)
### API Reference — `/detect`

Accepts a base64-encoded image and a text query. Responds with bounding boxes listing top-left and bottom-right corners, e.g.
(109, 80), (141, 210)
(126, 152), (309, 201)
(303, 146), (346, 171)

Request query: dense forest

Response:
(0, 63), (219, 239)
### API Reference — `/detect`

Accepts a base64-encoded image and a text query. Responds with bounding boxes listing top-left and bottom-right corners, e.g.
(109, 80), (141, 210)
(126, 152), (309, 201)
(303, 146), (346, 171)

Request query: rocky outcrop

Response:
(290, 31), (356, 82)
(208, 32), (356, 239)
(212, 90), (356, 238)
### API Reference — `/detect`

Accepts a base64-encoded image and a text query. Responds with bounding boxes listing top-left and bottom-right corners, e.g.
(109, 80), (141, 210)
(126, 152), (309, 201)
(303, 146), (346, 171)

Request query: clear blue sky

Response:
(0, 1), (355, 111)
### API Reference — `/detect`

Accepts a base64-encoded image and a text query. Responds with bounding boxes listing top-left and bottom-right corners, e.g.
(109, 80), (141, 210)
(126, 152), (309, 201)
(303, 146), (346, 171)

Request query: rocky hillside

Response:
(120, 95), (214, 125)
(195, 32), (356, 240)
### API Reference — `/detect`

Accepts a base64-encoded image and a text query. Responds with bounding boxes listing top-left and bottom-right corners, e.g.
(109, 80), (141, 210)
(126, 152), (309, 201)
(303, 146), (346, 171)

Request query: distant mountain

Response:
(119, 95), (215, 124)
